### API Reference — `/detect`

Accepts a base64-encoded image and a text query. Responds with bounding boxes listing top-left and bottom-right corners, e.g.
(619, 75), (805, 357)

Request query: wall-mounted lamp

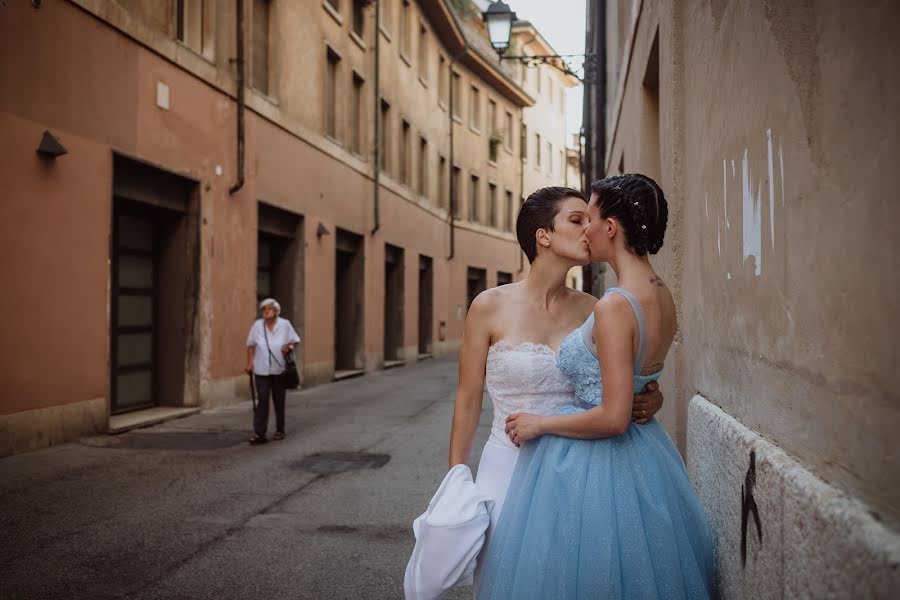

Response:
(316, 222), (331, 238)
(36, 130), (67, 158)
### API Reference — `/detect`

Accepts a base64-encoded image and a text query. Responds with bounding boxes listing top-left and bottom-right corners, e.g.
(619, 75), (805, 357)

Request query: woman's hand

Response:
(281, 344), (294, 354)
(244, 362), (253, 375)
(632, 381), (662, 424)
(506, 413), (546, 446)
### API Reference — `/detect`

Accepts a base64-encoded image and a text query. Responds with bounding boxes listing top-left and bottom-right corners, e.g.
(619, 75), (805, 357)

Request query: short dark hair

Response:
(590, 174), (668, 255)
(516, 186), (587, 263)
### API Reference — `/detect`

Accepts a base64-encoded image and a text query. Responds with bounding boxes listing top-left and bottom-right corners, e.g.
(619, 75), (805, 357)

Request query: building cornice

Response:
(419, 0), (535, 107)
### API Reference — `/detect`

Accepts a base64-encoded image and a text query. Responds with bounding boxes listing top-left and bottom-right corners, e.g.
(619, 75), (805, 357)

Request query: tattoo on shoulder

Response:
(649, 276), (665, 288)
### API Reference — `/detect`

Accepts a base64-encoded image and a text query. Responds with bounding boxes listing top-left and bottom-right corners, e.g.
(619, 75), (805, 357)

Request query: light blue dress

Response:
(476, 288), (714, 599)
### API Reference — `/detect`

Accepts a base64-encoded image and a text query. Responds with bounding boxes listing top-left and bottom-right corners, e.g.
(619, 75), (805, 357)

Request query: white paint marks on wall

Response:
(717, 210), (721, 256)
(705, 192), (709, 222)
(767, 129), (776, 250)
(742, 149), (763, 276)
(779, 142), (785, 205)
(723, 160), (730, 230)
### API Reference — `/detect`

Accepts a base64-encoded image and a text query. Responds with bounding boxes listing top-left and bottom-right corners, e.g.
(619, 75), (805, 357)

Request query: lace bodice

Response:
(557, 288), (664, 410)
(484, 341), (575, 448)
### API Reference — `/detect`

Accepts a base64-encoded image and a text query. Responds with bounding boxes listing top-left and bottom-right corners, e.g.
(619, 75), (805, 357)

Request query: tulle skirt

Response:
(476, 418), (714, 600)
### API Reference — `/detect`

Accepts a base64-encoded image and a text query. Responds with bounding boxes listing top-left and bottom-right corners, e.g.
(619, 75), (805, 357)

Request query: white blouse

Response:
(246, 317), (301, 376)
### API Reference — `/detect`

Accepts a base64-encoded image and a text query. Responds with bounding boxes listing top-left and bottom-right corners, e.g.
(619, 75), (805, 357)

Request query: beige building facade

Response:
(0, 0), (573, 456)
(604, 0), (899, 595)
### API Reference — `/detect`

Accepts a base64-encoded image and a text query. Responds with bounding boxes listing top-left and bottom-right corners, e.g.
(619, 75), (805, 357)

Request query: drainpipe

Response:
(229, 0), (245, 195)
(371, 0), (382, 235)
(517, 107), (525, 273)
(446, 50), (466, 260)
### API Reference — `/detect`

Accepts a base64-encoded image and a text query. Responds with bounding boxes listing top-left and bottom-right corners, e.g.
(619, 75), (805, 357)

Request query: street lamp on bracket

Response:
(482, 0), (599, 83)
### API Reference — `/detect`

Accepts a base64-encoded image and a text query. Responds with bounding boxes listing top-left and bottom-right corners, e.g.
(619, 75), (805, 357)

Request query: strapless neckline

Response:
(488, 340), (560, 356)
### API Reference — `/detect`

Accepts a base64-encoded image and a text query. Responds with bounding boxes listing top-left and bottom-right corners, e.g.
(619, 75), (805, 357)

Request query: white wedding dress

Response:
(473, 341), (575, 590)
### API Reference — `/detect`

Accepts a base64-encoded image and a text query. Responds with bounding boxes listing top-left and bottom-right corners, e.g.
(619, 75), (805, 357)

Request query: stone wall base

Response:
(687, 395), (900, 598)
(0, 396), (107, 457)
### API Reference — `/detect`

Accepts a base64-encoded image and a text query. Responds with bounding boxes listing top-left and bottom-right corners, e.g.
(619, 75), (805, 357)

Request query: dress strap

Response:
(579, 311), (597, 358)
(604, 287), (648, 374)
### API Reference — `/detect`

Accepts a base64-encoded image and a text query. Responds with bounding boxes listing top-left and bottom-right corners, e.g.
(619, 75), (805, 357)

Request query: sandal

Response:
(248, 435), (268, 445)
(273, 432), (285, 441)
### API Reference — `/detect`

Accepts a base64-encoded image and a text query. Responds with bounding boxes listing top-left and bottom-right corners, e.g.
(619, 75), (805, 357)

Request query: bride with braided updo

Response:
(476, 174), (715, 599)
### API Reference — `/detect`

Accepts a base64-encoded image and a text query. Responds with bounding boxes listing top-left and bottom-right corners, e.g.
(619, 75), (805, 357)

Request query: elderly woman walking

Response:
(245, 298), (301, 445)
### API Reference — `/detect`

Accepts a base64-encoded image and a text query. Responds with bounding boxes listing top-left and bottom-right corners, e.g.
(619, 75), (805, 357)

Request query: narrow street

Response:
(0, 358), (483, 600)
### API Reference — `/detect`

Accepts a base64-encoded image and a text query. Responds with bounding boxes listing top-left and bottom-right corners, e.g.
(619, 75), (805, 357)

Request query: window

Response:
(351, 72), (365, 155)
(438, 55), (448, 106)
(547, 141), (553, 174)
(251, 0), (270, 94)
(401, 119), (411, 184)
(451, 166), (461, 217)
(487, 99), (497, 135)
(326, 0), (339, 11)
(535, 133), (541, 168)
(469, 175), (480, 222)
(352, 0), (365, 37)
(379, 0), (392, 33)
(380, 99), (391, 173)
(488, 183), (497, 228)
(400, 0), (411, 59)
(418, 136), (428, 197)
(505, 190), (514, 231)
(418, 24), (428, 81)
(176, 0), (211, 57)
(536, 67), (542, 93)
(560, 88), (565, 113)
(560, 150), (565, 180)
(488, 100), (499, 161)
(470, 86), (481, 131)
(438, 156), (448, 210)
(504, 111), (513, 151)
(451, 72), (462, 118)
(325, 47), (341, 140)
(521, 122), (528, 160)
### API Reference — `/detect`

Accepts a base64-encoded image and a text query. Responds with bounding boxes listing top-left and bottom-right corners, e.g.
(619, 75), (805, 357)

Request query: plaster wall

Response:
(606, 0), (900, 587)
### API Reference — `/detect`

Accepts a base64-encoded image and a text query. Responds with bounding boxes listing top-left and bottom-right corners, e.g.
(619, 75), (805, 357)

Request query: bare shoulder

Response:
(567, 288), (599, 314)
(468, 282), (518, 317)
(593, 292), (634, 329)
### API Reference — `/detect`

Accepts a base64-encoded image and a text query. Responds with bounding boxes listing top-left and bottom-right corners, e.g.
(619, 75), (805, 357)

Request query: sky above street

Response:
(475, 0), (587, 143)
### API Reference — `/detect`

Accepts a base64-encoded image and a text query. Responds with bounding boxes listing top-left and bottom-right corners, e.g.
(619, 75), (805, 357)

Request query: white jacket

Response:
(404, 464), (495, 599)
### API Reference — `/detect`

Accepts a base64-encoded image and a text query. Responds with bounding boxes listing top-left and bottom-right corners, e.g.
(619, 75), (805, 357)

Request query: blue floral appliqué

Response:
(557, 328), (604, 407)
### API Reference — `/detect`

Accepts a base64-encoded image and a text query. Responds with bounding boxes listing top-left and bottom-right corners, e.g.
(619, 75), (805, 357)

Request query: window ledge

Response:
(452, 115), (463, 124)
(487, 160), (498, 168)
(322, 1), (343, 26)
(418, 76), (429, 89)
(175, 40), (216, 66)
(248, 86), (279, 107)
(400, 52), (412, 68)
(349, 30), (366, 51)
(503, 145), (513, 155)
(379, 25), (393, 42)
(469, 125), (482, 135)
(438, 101), (448, 112)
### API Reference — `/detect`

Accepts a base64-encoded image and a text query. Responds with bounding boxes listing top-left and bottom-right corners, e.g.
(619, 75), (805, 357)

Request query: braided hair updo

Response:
(590, 174), (668, 256)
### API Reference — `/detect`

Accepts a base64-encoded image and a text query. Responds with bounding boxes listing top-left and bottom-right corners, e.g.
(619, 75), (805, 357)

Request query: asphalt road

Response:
(0, 356), (488, 599)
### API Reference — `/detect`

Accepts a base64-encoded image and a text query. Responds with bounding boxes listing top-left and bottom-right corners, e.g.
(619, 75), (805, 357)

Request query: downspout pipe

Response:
(517, 107), (525, 273)
(229, 0), (245, 195)
(371, 0), (382, 235)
